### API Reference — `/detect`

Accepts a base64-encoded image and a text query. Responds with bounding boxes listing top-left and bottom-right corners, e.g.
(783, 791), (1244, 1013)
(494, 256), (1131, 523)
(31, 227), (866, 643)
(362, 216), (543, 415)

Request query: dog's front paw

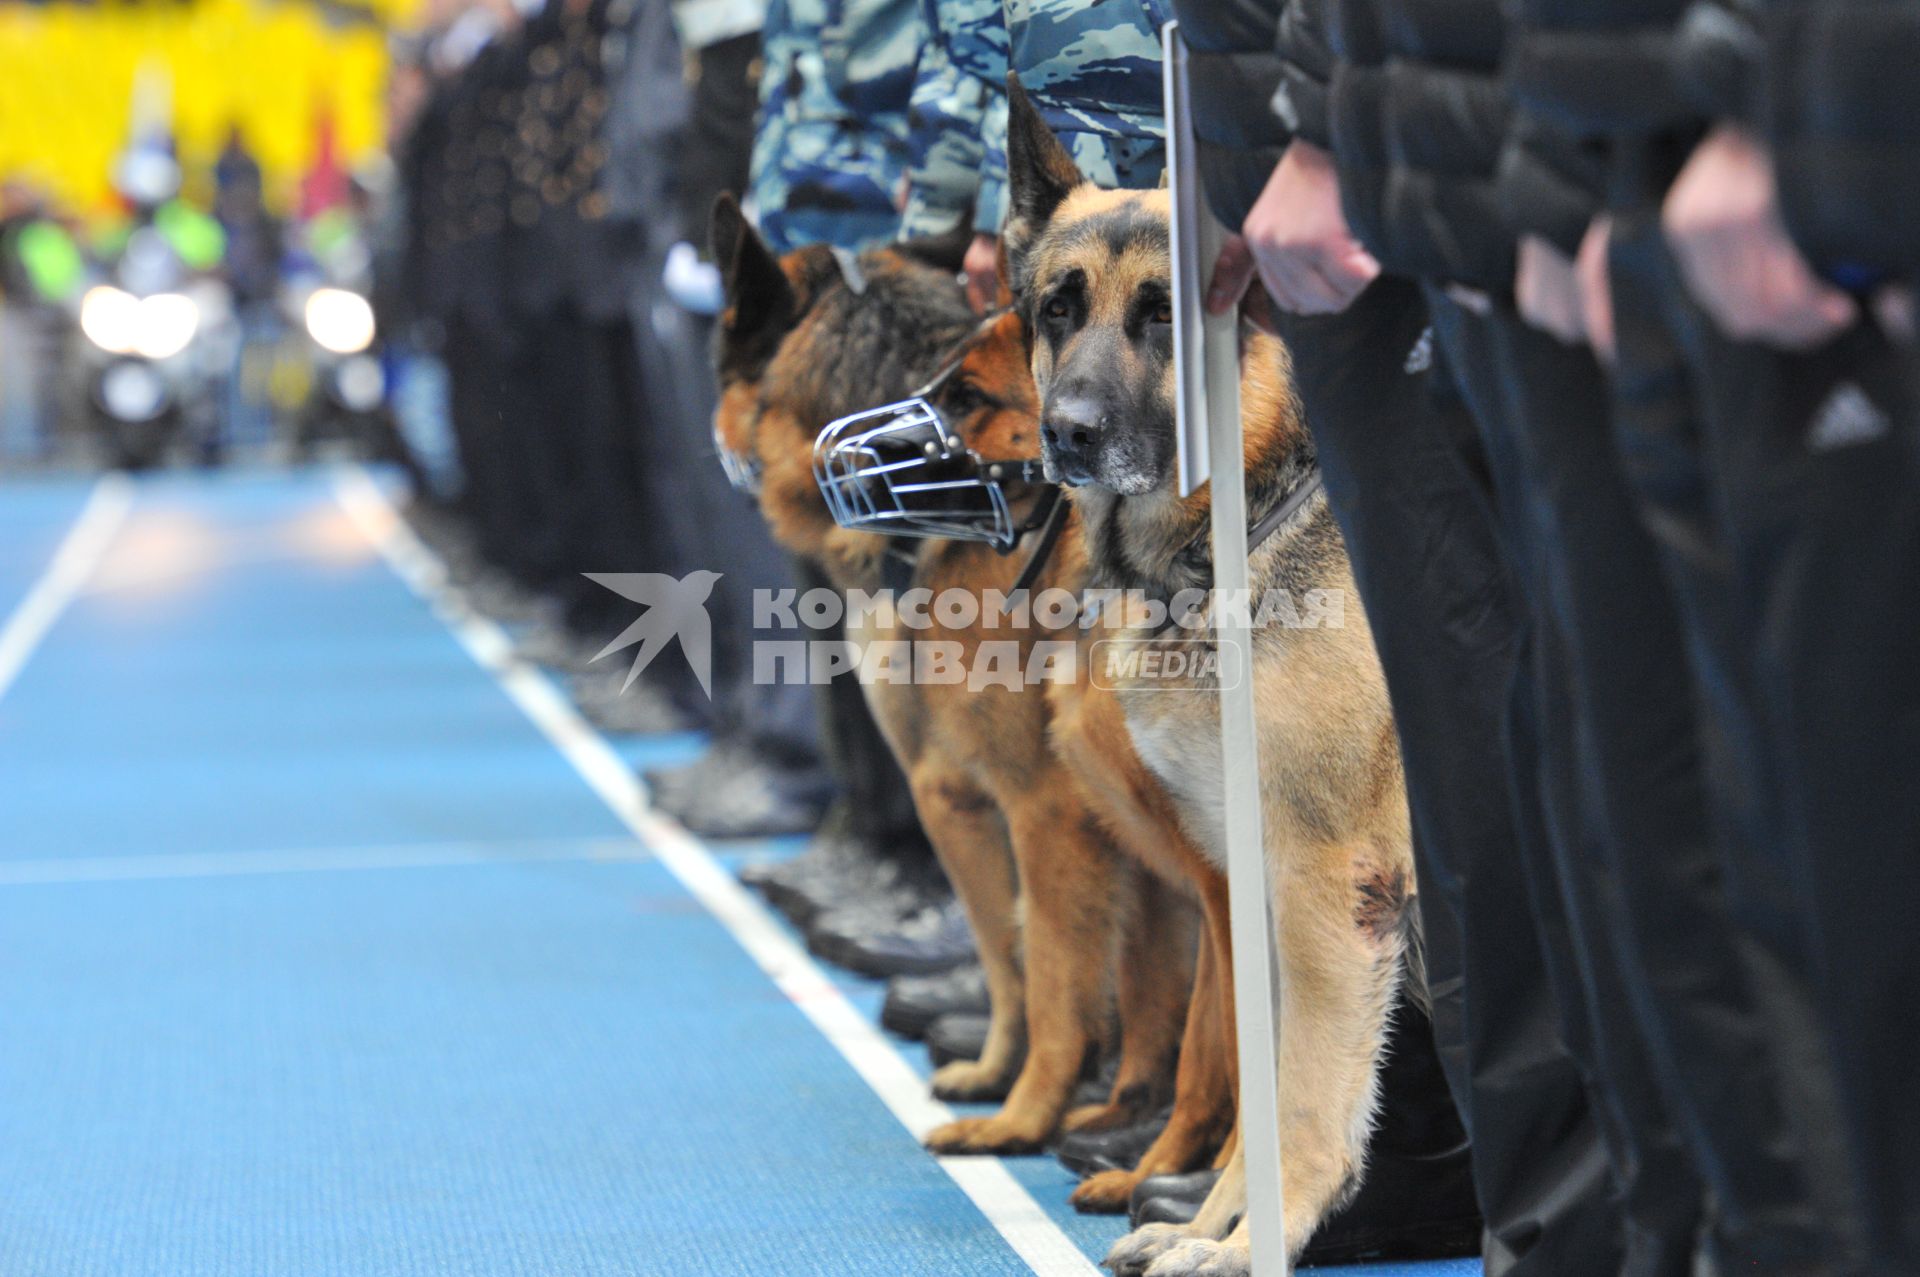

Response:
(1104, 1222), (1188, 1275)
(931, 1058), (1013, 1102)
(1069, 1167), (1142, 1214)
(923, 1113), (1048, 1156)
(1142, 1237), (1253, 1277)
(1060, 1100), (1142, 1135)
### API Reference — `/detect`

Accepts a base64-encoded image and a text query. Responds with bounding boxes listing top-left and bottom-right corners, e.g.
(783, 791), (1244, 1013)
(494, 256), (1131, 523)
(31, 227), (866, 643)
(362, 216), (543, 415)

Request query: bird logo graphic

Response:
(583, 571), (722, 697)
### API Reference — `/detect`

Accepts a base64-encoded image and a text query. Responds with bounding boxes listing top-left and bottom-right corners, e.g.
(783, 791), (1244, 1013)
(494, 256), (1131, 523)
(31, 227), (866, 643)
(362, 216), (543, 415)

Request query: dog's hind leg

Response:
(1072, 894), (1235, 1213)
(926, 776), (1118, 1154)
(1063, 866), (1195, 1136)
(908, 767), (1027, 1105)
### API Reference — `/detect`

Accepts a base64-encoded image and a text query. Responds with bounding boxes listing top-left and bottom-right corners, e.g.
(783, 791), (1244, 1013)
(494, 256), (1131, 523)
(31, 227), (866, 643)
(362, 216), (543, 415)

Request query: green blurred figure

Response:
(0, 181), (84, 461)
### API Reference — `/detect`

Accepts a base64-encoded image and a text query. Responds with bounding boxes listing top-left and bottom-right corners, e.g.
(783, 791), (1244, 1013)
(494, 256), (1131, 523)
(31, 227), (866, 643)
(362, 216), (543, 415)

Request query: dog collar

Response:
(830, 246), (868, 296)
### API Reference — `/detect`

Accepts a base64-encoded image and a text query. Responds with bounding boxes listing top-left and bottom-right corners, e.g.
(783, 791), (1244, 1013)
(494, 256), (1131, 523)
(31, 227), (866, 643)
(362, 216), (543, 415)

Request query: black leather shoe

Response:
(1056, 1110), (1171, 1179)
(882, 964), (990, 1039)
(570, 669), (691, 736)
(809, 895), (976, 978)
(925, 1012), (990, 1069)
(513, 618), (602, 673)
(644, 740), (763, 809)
(646, 741), (831, 837)
(457, 571), (551, 625)
(1128, 1169), (1221, 1227)
(738, 812), (939, 928)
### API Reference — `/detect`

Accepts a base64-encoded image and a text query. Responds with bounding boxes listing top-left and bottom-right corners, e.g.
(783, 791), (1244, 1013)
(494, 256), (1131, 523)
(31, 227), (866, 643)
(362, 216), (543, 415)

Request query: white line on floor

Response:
(0, 837), (650, 887)
(0, 473), (134, 705)
(334, 465), (1100, 1277)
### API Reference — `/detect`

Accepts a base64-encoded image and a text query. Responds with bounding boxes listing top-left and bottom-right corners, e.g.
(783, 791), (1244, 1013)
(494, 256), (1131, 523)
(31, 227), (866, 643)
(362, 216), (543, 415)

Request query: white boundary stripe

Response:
(335, 467), (1098, 1277)
(0, 837), (649, 887)
(0, 473), (135, 705)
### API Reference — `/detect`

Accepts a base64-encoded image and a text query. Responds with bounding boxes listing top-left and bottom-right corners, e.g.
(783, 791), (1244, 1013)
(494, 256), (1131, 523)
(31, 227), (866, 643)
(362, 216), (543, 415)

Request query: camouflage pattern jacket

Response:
(902, 0), (1169, 238)
(747, 0), (923, 251)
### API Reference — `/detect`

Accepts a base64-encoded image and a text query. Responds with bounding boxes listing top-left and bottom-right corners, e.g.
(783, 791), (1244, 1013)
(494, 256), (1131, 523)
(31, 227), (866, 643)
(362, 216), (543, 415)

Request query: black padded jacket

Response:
(1751, 1), (1920, 277)
(1509, 0), (1920, 276)
(1322, 0), (1518, 291)
(1172, 0), (1294, 230)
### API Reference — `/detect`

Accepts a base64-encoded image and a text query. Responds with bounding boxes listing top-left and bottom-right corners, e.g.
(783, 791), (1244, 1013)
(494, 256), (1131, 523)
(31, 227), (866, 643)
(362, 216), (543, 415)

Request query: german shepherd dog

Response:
(1003, 82), (1419, 1275)
(707, 196), (1193, 1153)
(906, 308), (1243, 1209)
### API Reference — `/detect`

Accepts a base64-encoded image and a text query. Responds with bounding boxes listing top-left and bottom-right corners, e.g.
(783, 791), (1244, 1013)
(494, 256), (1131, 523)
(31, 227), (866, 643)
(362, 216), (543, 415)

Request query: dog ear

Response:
(711, 192), (790, 315)
(1003, 75), (1082, 288)
(895, 207), (975, 276)
(710, 192), (795, 342)
(1005, 76), (1080, 227)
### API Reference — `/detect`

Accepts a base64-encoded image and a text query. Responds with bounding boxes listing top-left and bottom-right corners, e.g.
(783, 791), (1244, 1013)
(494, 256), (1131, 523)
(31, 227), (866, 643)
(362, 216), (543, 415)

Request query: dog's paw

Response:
(1104, 1222), (1187, 1275)
(923, 1113), (1048, 1156)
(1061, 1100), (1141, 1136)
(931, 1058), (1013, 1102)
(1141, 1237), (1253, 1277)
(1069, 1168), (1140, 1214)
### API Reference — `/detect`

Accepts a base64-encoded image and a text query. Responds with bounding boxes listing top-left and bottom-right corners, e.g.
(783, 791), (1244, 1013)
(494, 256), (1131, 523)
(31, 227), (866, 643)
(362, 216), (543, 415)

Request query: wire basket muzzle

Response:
(814, 397), (1020, 551)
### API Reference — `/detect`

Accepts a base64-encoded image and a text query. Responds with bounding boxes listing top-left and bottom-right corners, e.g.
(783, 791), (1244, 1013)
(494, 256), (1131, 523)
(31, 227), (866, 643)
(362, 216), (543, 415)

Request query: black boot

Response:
(738, 805), (936, 927)
(808, 894), (974, 979)
(1056, 1110), (1172, 1179)
(925, 1013), (991, 1070)
(881, 964), (990, 1039)
(1128, 1170), (1219, 1227)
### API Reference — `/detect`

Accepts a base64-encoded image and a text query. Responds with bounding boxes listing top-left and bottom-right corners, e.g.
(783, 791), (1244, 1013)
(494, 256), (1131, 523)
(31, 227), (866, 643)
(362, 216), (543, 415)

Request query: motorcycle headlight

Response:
(305, 287), (376, 355)
(133, 293), (199, 361)
(82, 287), (199, 359)
(333, 355), (386, 412)
(97, 360), (170, 422)
(80, 286), (141, 354)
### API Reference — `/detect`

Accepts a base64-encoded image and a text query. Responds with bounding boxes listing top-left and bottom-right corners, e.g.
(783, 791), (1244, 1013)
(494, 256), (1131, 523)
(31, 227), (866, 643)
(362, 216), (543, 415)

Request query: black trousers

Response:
(1610, 211), (1920, 1271)
(446, 314), (557, 588)
(1431, 291), (1750, 1275)
(532, 308), (668, 638)
(628, 265), (819, 758)
(792, 559), (928, 848)
(1274, 277), (1622, 1277)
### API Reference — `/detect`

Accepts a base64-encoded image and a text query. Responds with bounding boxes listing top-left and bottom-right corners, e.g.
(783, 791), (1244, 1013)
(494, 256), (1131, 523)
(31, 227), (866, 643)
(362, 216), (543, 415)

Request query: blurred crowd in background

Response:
(0, 0), (967, 957)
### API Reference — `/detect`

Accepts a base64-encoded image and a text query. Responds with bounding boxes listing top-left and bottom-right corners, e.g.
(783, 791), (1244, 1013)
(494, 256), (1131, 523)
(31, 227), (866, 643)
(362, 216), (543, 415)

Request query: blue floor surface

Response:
(0, 471), (1481, 1277)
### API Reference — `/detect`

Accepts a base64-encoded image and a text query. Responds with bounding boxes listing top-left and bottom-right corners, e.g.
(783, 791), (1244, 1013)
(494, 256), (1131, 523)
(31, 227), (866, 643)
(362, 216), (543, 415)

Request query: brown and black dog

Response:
(902, 305), (1243, 1210)
(707, 196), (1194, 1154)
(1003, 82), (1422, 1276)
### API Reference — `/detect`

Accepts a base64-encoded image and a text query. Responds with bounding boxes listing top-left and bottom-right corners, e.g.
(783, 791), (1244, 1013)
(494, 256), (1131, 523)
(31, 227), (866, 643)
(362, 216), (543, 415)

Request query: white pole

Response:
(1164, 23), (1288, 1276)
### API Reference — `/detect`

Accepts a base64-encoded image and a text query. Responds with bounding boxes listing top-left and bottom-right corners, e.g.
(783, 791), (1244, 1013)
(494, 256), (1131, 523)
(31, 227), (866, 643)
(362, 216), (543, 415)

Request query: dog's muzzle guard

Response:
(814, 378), (1047, 554)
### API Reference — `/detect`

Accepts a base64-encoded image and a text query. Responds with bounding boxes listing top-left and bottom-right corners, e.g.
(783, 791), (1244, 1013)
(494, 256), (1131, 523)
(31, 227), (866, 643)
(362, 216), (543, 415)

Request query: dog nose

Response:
(1042, 395), (1105, 475)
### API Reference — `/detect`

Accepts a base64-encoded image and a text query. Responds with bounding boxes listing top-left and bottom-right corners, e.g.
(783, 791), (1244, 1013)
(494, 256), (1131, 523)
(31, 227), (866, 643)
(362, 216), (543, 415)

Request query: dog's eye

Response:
(1153, 301), (1173, 325)
(1044, 297), (1070, 320)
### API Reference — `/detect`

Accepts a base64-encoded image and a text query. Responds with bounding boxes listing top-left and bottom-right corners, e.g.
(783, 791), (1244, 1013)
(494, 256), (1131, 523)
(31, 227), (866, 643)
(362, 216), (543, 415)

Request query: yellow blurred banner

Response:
(0, 0), (405, 217)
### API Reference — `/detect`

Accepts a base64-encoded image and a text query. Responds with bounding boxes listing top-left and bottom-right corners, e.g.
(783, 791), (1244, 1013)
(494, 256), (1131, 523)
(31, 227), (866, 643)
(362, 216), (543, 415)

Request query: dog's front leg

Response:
(926, 784), (1116, 1154)
(908, 768), (1027, 1106)
(1113, 840), (1409, 1276)
(1064, 865), (1194, 1136)
(1073, 883), (1235, 1213)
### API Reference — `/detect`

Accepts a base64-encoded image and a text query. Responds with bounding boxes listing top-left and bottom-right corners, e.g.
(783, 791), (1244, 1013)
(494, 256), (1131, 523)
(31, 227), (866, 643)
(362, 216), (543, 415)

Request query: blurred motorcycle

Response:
(74, 226), (234, 469)
(281, 201), (395, 460)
